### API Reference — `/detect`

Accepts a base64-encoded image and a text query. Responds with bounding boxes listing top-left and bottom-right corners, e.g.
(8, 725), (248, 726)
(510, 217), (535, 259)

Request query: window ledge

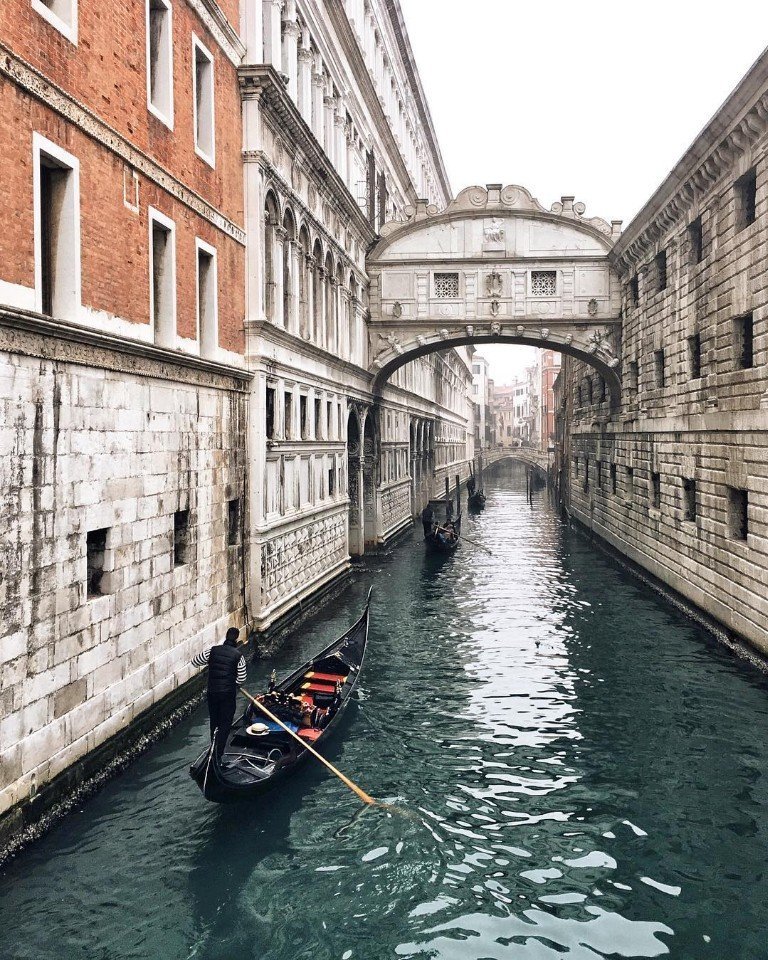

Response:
(148, 100), (174, 132)
(32, 0), (78, 44)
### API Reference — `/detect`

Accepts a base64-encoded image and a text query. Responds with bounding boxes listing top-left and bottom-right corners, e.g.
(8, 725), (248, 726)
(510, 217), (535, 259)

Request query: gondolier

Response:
(192, 626), (247, 758)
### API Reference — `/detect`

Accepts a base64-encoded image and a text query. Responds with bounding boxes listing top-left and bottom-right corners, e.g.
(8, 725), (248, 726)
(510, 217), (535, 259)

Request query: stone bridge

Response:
(483, 448), (550, 480)
(366, 183), (623, 402)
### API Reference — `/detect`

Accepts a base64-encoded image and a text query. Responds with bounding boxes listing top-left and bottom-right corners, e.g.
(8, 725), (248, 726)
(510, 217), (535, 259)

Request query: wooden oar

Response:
(239, 687), (375, 806)
(434, 524), (493, 555)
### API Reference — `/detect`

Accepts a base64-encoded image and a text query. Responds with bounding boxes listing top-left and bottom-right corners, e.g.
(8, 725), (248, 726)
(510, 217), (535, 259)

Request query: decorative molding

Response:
(0, 307), (251, 391)
(0, 43), (246, 246)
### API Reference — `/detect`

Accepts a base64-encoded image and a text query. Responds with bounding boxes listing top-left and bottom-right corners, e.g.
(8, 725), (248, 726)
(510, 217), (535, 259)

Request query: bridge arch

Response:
(366, 183), (624, 402)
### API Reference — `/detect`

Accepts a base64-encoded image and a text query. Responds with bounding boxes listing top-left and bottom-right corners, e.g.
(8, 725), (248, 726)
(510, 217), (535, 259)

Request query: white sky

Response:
(399, 0), (768, 383)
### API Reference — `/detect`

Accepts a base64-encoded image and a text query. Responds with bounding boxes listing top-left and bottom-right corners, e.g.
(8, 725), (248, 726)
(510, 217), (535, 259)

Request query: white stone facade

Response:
(564, 49), (768, 656)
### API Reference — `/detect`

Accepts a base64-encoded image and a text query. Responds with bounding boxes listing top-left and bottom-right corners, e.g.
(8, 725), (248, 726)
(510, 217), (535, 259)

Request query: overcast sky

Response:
(399, 0), (768, 383)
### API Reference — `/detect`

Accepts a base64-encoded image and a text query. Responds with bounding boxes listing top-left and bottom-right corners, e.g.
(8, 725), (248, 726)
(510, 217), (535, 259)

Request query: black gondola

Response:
(189, 591), (371, 803)
(468, 490), (486, 510)
(467, 459), (486, 511)
(424, 511), (461, 552)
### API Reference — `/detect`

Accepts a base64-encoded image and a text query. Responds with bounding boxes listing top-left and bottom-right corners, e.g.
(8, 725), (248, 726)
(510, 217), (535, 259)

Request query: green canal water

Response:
(3, 466), (768, 959)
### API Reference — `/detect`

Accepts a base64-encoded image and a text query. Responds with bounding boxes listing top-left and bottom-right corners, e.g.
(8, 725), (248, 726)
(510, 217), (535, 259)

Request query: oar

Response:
(239, 687), (375, 806)
(434, 524), (493, 555)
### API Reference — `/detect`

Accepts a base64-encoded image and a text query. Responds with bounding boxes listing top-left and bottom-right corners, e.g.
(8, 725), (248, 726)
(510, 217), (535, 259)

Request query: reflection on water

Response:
(3, 465), (768, 959)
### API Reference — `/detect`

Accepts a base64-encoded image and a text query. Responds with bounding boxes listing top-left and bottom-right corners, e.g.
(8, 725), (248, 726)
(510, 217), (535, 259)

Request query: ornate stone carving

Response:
(588, 298), (598, 316)
(392, 301), (403, 318)
(483, 218), (505, 244)
(260, 512), (347, 606)
(490, 299), (500, 317)
(490, 322), (501, 336)
(465, 324), (474, 337)
(486, 270), (503, 297)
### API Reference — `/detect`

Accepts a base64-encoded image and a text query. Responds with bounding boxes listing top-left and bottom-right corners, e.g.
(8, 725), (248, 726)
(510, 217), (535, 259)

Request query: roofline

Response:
(384, 0), (453, 205)
(612, 44), (768, 261)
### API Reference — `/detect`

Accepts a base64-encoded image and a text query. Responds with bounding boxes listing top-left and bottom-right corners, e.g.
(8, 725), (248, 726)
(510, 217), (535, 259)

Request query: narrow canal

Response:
(3, 465), (768, 959)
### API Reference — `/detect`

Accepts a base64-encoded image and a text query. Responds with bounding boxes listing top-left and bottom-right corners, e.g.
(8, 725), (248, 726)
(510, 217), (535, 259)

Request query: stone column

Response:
(346, 124), (356, 193)
(273, 226), (286, 327)
(335, 97), (347, 181)
(289, 239), (300, 336)
(311, 62), (325, 147)
(318, 265), (327, 348)
(281, 1), (300, 102)
(262, 0), (283, 70)
(241, 0), (264, 63)
(324, 93), (336, 163)
(304, 253), (315, 341)
(297, 36), (313, 120)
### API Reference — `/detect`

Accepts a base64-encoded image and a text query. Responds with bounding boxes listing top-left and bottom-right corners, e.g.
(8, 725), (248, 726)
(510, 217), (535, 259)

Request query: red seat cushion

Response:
(301, 682), (336, 694)
(298, 728), (322, 741)
(304, 671), (346, 684)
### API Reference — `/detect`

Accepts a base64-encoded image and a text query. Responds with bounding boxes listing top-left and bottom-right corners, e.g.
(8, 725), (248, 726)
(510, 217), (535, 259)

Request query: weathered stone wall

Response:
(565, 52), (768, 655)
(0, 334), (249, 818)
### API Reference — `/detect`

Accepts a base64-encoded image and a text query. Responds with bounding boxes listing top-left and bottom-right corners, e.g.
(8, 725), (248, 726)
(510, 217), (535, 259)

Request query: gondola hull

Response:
(424, 515), (461, 553)
(468, 491), (486, 511)
(190, 592), (371, 803)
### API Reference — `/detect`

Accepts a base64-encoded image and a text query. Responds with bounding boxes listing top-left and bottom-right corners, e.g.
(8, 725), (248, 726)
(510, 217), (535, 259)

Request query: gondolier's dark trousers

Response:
(207, 692), (236, 758)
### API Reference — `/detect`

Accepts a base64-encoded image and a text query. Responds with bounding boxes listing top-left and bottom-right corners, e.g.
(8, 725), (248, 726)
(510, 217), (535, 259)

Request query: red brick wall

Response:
(0, 0), (245, 354)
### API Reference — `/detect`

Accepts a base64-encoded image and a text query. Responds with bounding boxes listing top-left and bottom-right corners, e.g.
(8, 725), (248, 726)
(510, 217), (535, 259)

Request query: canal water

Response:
(3, 465), (768, 959)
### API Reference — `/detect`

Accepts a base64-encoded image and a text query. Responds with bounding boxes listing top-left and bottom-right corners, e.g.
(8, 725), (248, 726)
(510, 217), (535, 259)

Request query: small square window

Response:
(735, 167), (757, 232)
(86, 528), (109, 599)
(688, 216), (703, 265)
(434, 272), (459, 298)
(227, 498), (241, 546)
(687, 334), (702, 380)
(655, 251), (667, 292)
(531, 271), (556, 296)
(727, 486), (748, 540)
(734, 312), (754, 370)
(682, 478), (696, 522)
(174, 509), (190, 566)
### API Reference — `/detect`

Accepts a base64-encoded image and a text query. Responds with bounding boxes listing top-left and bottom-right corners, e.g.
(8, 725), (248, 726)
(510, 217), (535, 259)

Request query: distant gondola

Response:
(424, 512), (461, 553)
(189, 591), (371, 803)
(467, 490), (486, 511)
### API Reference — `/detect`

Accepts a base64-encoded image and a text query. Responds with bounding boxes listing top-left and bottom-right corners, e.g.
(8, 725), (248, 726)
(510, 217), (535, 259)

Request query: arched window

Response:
(282, 208), (296, 333)
(312, 239), (323, 344)
(325, 252), (335, 353)
(298, 225), (311, 340)
(263, 193), (280, 322)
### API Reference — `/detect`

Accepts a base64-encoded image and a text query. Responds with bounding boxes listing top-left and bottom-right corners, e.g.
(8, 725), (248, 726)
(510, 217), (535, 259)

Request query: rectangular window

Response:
(655, 250), (667, 292)
(734, 312), (754, 369)
(735, 166), (757, 232)
(654, 349), (665, 388)
(727, 487), (749, 540)
(265, 386), (276, 439)
(227, 498), (240, 546)
(434, 272), (459, 298)
(32, 0), (77, 43)
(687, 333), (702, 380)
(650, 472), (661, 510)
(328, 464), (336, 497)
(314, 397), (323, 440)
(192, 35), (215, 166)
(626, 466), (634, 499)
(688, 216), (703, 264)
(573, 457), (579, 478)
(196, 239), (217, 358)
(531, 271), (556, 296)
(147, 0), (174, 128)
(34, 134), (80, 320)
(86, 528), (109, 599)
(149, 207), (176, 348)
(327, 400), (333, 440)
(629, 274), (639, 307)
(583, 459), (589, 492)
(682, 478), (696, 522)
(585, 377), (593, 404)
(628, 360), (639, 395)
(300, 395), (308, 439)
(173, 509), (190, 566)
(596, 461), (603, 489)
(597, 377), (606, 403)
(284, 391), (293, 440)
(610, 462), (617, 495)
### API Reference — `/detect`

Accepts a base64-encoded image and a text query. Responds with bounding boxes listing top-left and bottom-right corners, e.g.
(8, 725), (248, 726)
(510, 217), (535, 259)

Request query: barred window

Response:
(434, 272), (459, 298)
(531, 271), (556, 296)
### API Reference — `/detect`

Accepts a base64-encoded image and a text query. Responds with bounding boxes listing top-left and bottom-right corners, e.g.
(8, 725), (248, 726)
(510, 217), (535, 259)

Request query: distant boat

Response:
(189, 591), (371, 803)
(468, 489), (486, 511)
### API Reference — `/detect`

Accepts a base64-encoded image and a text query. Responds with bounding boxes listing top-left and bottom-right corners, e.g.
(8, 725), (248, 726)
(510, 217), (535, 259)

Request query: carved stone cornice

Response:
(1, 43), (246, 246)
(193, 0), (246, 66)
(612, 51), (768, 275)
(238, 65), (375, 246)
(0, 308), (251, 391)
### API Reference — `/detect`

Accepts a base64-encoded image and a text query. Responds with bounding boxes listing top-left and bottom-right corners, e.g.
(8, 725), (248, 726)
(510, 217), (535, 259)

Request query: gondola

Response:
(424, 512), (461, 553)
(189, 590), (371, 803)
(467, 490), (486, 511)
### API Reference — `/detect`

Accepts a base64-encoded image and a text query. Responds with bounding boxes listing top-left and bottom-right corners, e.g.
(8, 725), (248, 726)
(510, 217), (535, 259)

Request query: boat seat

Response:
(297, 728), (322, 742)
(301, 681), (336, 694)
(304, 671), (347, 684)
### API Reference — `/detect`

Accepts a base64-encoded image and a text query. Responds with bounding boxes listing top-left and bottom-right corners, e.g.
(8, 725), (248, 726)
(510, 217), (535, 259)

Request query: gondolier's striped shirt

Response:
(192, 646), (247, 683)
